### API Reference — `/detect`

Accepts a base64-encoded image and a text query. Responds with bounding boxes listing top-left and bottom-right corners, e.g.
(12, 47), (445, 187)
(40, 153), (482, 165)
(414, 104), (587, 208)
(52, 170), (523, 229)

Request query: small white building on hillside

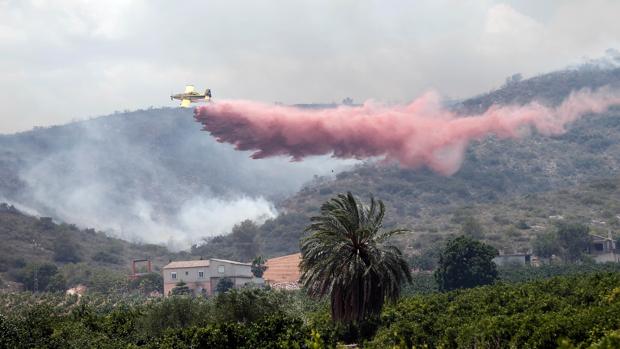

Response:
(162, 258), (261, 296)
(493, 253), (531, 267)
(588, 233), (619, 263)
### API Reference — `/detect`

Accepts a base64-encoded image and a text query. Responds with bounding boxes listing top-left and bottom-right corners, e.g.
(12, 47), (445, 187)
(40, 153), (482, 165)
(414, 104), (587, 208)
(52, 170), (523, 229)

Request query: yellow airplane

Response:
(170, 85), (212, 107)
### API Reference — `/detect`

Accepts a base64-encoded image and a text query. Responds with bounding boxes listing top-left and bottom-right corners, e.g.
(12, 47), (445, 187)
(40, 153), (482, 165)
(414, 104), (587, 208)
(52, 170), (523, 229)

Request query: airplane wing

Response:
(181, 99), (191, 108)
(184, 85), (195, 93)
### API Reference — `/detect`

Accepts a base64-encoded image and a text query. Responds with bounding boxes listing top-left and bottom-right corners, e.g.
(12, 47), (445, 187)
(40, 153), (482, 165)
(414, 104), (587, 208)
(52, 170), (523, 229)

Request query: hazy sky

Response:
(1, 0), (619, 133)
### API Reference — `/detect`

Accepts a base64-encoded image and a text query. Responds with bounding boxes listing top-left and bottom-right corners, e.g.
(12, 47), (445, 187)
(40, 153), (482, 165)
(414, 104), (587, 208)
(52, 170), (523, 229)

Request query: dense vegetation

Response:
(403, 262), (620, 296)
(2, 272), (620, 348)
(0, 289), (323, 348)
(369, 272), (620, 348)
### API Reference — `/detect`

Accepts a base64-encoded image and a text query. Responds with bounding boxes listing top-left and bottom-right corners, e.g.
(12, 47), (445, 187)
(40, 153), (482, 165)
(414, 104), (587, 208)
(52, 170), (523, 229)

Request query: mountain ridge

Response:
(192, 66), (620, 261)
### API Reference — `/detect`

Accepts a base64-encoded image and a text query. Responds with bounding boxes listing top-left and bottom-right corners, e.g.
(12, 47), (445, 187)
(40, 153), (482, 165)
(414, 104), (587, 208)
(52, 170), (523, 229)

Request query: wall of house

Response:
(163, 280), (211, 296)
(162, 260), (256, 296)
(163, 266), (211, 285)
(493, 255), (529, 267)
(209, 260), (252, 279)
(593, 252), (620, 263)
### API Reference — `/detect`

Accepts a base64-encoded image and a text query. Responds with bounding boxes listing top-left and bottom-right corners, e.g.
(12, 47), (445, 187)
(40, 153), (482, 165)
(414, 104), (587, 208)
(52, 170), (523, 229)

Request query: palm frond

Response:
(299, 192), (412, 322)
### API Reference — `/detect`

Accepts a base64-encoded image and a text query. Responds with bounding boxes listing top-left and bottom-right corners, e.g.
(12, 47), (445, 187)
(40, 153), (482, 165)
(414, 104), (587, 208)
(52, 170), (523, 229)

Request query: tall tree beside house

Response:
(555, 221), (591, 262)
(533, 221), (592, 262)
(533, 231), (561, 259)
(434, 235), (499, 291)
(251, 256), (267, 278)
(300, 192), (412, 323)
(231, 220), (261, 261)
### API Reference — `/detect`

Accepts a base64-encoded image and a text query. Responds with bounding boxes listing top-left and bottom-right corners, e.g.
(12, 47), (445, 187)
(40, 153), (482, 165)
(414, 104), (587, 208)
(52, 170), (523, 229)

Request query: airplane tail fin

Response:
(205, 89), (212, 101)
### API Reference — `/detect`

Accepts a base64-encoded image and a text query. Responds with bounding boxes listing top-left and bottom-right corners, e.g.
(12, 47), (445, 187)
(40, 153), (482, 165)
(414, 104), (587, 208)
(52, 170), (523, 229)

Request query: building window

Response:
(218, 265), (225, 274)
(185, 271), (189, 276)
(198, 271), (204, 278)
(171, 272), (177, 280)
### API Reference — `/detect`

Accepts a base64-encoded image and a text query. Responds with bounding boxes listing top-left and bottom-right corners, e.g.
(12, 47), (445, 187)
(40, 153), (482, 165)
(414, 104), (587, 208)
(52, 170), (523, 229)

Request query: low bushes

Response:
(367, 273), (620, 348)
(2, 272), (620, 348)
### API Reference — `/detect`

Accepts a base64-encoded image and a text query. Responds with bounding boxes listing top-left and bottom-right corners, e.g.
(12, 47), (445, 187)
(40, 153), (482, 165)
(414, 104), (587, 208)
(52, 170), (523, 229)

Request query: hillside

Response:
(0, 203), (179, 290)
(458, 66), (620, 114)
(2, 66), (620, 265)
(193, 174), (620, 263)
(192, 66), (620, 261)
(0, 108), (349, 247)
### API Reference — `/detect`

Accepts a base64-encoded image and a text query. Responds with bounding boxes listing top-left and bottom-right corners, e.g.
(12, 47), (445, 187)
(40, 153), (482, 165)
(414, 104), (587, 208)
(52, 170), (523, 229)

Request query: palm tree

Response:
(300, 192), (412, 323)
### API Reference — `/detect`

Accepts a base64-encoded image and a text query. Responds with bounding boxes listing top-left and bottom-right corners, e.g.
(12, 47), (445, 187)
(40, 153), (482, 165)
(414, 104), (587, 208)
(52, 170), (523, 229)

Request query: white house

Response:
(162, 258), (260, 296)
(588, 233), (619, 263)
(493, 253), (531, 267)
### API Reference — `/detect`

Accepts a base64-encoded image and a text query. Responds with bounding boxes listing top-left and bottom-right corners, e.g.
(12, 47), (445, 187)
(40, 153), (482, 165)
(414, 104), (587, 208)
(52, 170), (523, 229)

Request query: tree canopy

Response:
(300, 192), (411, 323)
(251, 256), (267, 278)
(434, 235), (499, 291)
(533, 221), (591, 262)
(555, 221), (591, 262)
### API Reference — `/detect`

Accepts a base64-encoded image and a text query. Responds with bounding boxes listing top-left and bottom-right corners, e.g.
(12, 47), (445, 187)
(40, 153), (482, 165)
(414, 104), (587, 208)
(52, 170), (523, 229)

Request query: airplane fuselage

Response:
(171, 85), (211, 107)
(170, 93), (206, 101)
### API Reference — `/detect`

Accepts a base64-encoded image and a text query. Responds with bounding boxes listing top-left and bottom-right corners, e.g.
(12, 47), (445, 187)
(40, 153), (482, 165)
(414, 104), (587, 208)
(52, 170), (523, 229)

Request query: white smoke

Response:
(2, 108), (352, 250)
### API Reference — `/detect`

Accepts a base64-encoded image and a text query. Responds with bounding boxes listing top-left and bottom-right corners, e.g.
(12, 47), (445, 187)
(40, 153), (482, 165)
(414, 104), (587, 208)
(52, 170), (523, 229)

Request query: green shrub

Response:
(52, 233), (81, 263)
(154, 315), (309, 349)
(136, 296), (211, 338)
(92, 251), (122, 264)
(499, 262), (620, 283)
(213, 288), (289, 324)
(0, 313), (19, 349)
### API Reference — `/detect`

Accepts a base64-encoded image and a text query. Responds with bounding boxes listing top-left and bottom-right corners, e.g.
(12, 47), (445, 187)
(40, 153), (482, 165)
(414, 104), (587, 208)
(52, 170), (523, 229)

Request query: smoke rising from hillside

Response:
(195, 88), (620, 175)
(0, 108), (351, 250)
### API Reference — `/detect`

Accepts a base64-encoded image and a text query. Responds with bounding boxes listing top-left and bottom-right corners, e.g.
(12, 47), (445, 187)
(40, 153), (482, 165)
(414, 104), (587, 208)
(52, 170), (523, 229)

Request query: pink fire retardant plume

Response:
(194, 88), (620, 176)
